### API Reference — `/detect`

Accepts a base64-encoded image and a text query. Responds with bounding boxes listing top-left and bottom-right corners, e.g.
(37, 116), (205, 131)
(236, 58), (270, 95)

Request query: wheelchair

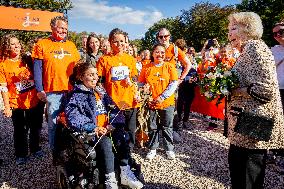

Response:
(54, 113), (144, 189)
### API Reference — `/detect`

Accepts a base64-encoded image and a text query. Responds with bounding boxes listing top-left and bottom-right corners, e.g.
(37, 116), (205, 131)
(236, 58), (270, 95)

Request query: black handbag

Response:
(233, 109), (274, 142)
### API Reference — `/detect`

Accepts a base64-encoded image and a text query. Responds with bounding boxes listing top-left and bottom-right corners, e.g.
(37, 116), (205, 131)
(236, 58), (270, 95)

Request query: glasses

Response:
(158, 35), (170, 39)
(273, 29), (284, 37)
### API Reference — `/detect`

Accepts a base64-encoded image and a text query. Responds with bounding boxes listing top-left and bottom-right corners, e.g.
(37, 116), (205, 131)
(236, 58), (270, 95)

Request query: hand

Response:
(94, 127), (108, 137)
(143, 84), (150, 94)
(3, 107), (12, 117)
(106, 124), (115, 132)
(124, 77), (133, 86)
(149, 96), (163, 106)
(37, 91), (47, 102)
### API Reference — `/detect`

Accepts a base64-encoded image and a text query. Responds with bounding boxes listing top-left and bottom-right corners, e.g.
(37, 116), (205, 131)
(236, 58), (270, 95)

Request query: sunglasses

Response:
(158, 35), (170, 39)
(273, 29), (284, 37)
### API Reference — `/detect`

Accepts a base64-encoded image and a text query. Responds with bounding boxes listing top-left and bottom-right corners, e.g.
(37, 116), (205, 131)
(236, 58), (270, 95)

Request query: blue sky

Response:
(68, 0), (241, 40)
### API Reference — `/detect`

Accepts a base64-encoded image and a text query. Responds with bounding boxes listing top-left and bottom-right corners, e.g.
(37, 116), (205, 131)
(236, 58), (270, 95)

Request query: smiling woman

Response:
(226, 12), (284, 189)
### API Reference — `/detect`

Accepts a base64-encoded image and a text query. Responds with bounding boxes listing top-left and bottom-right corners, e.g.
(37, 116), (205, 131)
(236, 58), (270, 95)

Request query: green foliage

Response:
(237, 0), (284, 47)
(141, 17), (184, 51)
(141, 2), (235, 51)
(0, 0), (73, 49)
(180, 2), (235, 51)
(130, 39), (143, 52)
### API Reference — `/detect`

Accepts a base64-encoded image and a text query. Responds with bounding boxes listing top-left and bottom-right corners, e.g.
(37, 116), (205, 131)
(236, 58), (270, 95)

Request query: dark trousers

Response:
(11, 104), (43, 158)
(228, 144), (267, 189)
(148, 106), (174, 151)
(95, 136), (115, 174)
(112, 126), (131, 166)
(177, 81), (195, 122)
(124, 108), (137, 149)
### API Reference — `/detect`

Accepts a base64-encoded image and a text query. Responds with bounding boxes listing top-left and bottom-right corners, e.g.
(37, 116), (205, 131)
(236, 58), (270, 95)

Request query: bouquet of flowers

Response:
(199, 63), (239, 105)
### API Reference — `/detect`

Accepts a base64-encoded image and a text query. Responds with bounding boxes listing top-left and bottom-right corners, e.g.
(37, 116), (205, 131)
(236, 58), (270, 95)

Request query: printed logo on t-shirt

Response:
(53, 48), (72, 59)
(111, 66), (130, 81)
(96, 100), (107, 115)
(15, 80), (35, 93)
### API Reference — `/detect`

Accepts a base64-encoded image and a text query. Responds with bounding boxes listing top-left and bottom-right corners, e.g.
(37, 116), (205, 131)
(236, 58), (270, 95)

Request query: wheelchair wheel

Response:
(56, 165), (71, 189)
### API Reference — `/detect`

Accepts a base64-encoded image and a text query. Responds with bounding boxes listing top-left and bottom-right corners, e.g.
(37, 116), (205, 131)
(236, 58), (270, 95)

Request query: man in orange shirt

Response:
(32, 16), (80, 151)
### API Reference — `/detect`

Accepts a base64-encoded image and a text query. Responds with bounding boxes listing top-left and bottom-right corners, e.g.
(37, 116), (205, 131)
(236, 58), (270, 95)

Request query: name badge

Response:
(96, 100), (107, 115)
(15, 80), (35, 93)
(111, 66), (130, 81)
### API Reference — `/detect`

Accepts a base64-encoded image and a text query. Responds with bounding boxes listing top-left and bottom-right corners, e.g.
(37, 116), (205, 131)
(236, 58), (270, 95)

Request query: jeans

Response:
(95, 136), (115, 174)
(228, 144), (267, 189)
(148, 106), (175, 151)
(46, 92), (65, 150)
(12, 103), (43, 158)
(124, 108), (137, 150)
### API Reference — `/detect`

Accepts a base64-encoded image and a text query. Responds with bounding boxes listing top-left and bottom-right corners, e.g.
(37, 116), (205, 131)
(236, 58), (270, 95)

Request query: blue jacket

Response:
(64, 84), (125, 133)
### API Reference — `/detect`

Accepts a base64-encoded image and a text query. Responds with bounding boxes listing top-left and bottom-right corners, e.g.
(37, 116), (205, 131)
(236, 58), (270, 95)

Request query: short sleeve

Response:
(31, 40), (45, 60)
(0, 64), (7, 84)
(96, 56), (105, 77)
(169, 64), (178, 81)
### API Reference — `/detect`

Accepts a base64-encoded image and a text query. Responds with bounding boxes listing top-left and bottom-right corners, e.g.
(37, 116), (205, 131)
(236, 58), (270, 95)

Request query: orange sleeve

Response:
(31, 40), (44, 60)
(169, 64), (178, 81)
(129, 56), (138, 78)
(138, 66), (147, 83)
(177, 47), (187, 67)
(0, 64), (6, 83)
(96, 56), (105, 77)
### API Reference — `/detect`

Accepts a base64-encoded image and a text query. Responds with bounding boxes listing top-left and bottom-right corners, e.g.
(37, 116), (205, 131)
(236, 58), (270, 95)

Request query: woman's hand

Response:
(94, 127), (108, 137)
(3, 107), (12, 117)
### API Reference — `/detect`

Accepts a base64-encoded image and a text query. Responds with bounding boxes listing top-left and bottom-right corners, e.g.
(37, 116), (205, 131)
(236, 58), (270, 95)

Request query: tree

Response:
(141, 17), (185, 51)
(180, 2), (235, 51)
(0, 0), (73, 50)
(237, 0), (284, 47)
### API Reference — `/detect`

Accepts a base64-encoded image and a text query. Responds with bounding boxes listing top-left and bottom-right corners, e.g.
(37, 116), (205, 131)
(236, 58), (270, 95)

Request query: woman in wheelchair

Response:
(64, 62), (143, 189)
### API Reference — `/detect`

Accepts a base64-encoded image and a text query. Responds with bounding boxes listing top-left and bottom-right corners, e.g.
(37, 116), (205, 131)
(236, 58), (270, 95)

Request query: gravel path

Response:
(0, 97), (283, 189)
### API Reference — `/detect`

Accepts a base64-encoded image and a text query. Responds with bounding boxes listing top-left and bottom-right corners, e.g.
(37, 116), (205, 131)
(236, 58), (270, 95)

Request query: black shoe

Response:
(0, 159), (3, 166)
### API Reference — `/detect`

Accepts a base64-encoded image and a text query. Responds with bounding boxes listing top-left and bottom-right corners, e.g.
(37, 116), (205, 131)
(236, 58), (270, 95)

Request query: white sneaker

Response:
(166, 151), (175, 160)
(105, 172), (118, 189)
(120, 165), (143, 189)
(146, 150), (156, 160)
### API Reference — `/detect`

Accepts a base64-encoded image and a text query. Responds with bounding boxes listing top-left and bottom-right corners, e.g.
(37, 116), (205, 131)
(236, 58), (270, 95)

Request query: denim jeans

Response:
(46, 92), (65, 150)
(148, 106), (175, 151)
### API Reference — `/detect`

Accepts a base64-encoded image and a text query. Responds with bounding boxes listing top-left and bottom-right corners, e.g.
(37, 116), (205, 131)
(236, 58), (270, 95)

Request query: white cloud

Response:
(69, 0), (163, 26)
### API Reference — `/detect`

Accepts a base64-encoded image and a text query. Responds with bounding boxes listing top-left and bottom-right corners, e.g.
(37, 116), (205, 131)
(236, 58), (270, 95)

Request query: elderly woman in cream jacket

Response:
(227, 12), (284, 189)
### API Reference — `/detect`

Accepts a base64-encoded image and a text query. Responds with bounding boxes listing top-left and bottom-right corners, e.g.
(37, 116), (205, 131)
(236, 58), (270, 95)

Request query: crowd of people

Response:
(0, 11), (284, 189)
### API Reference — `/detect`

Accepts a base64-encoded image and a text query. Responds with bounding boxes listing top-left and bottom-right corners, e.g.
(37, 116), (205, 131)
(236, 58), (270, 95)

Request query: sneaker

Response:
(146, 150), (156, 160)
(32, 150), (44, 159)
(166, 151), (175, 160)
(105, 172), (118, 189)
(120, 165), (143, 189)
(16, 157), (28, 165)
(173, 131), (182, 143)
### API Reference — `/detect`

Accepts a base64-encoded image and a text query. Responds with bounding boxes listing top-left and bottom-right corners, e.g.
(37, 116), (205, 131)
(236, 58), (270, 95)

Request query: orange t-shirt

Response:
(138, 62), (178, 109)
(0, 59), (38, 109)
(96, 53), (139, 109)
(165, 44), (187, 67)
(31, 38), (80, 92)
(95, 92), (108, 128)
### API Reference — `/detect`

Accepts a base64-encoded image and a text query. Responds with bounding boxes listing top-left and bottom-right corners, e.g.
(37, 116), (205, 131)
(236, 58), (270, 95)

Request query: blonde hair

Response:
(228, 12), (263, 40)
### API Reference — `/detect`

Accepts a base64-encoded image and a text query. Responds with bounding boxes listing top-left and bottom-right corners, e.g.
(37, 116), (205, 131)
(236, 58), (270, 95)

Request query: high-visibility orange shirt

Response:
(95, 92), (108, 128)
(138, 62), (178, 109)
(96, 53), (139, 109)
(31, 38), (80, 92)
(165, 44), (187, 67)
(0, 59), (38, 109)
